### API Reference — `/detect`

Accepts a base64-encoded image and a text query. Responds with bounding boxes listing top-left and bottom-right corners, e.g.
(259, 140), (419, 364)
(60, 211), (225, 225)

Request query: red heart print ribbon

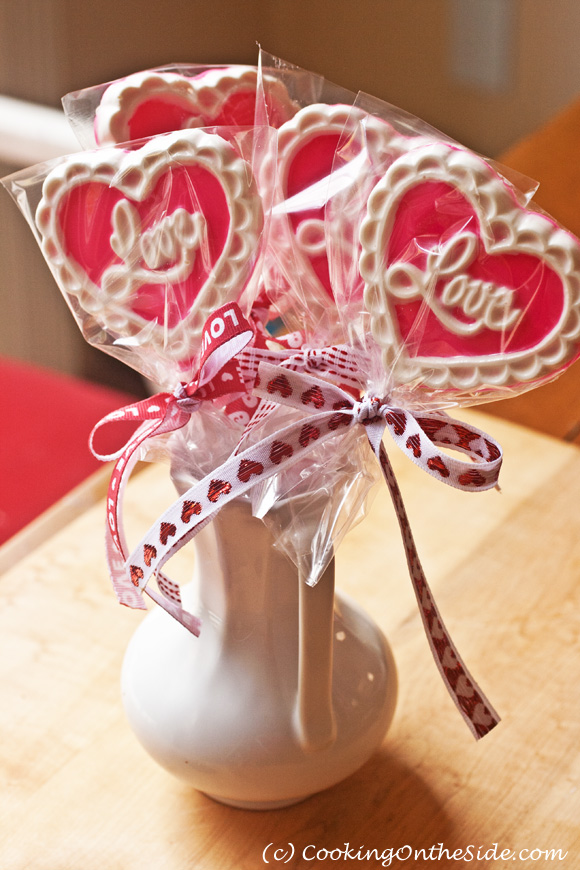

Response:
(90, 302), (254, 631)
(124, 356), (502, 738)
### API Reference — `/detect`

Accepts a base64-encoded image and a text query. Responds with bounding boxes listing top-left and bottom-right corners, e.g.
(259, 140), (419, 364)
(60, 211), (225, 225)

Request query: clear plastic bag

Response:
(6, 52), (580, 597)
(249, 404), (380, 586)
(62, 62), (301, 149)
(328, 105), (580, 410)
(243, 63), (580, 583)
(4, 125), (276, 389)
(255, 50), (360, 342)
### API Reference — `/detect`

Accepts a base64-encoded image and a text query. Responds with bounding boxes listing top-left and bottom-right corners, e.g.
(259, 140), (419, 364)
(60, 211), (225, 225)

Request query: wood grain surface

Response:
(0, 410), (579, 868)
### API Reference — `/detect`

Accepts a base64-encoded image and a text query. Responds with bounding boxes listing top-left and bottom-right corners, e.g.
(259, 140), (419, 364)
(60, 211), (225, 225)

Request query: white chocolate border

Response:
(266, 103), (413, 321)
(360, 142), (580, 392)
(95, 71), (203, 146)
(190, 66), (298, 126)
(95, 66), (297, 147)
(35, 128), (263, 366)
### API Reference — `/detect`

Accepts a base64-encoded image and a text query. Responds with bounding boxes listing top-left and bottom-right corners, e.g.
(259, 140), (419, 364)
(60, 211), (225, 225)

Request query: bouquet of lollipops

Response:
(5, 49), (580, 742)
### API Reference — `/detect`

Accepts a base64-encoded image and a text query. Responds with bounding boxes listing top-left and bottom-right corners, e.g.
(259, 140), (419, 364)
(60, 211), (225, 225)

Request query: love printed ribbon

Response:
(90, 302), (253, 631)
(124, 360), (502, 738)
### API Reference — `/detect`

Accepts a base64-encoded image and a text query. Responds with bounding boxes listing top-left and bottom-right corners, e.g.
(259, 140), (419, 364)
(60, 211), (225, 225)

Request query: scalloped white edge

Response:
(35, 128), (263, 365)
(190, 65), (298, 125)
(95, 71), (203, 146)
(359, 141), (580, 392)
(264, 102), (418, 318)
(95, 66), (297, 146)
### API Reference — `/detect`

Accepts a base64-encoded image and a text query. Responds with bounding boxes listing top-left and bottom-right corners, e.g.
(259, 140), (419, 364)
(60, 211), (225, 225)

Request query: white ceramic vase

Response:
(121, 497), (397, 809)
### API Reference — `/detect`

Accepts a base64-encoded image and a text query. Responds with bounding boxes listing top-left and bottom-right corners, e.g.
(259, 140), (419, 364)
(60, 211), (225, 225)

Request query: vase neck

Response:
(191, 497), (337, 752)
(192, 499), (300, 625)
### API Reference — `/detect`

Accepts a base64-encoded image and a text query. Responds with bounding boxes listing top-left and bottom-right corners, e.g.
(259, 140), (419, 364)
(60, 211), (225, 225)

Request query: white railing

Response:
(0, 95), (79, 166)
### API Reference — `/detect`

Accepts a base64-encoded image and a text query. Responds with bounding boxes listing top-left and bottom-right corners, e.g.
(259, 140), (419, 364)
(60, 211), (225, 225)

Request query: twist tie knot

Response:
(173, 383), (202, 415)
(354, 394), (387, 425)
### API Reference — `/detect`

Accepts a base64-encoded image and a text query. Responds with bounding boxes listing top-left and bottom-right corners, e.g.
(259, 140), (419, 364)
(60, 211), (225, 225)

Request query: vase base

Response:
(203, 791), (309, 811)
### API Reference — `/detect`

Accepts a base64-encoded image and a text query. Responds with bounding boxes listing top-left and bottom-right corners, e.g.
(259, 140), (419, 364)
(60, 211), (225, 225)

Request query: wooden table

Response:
(1, 409), (579, 868)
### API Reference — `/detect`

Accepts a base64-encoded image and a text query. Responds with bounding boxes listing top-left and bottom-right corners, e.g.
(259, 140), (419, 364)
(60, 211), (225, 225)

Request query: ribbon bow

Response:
(124, 359), (502, 738)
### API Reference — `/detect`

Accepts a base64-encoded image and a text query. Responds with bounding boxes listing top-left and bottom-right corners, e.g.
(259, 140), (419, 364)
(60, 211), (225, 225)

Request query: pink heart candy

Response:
(35, 128), (263, 372)
(94, 66), (297, 146)
(360, 142), (580, 397)
(269, 103), (433, 326)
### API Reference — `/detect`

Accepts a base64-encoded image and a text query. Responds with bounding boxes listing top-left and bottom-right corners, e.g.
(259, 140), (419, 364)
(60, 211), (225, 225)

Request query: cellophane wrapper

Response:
(62, 62), (302, 150)
(6, 53), (580, 595)
(328, 93), (580, 410)
(3, 123), (277, 474)
(241, 55), (380, 585)
(247, 63), (580, 585)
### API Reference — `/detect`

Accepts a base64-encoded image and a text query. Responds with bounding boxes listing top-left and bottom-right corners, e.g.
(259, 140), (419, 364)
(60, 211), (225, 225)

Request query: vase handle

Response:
(294, 561), (337, 752)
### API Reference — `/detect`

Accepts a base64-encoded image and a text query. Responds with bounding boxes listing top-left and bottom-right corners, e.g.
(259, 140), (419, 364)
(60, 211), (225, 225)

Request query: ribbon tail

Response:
(105, 509), (147, 611)
(144, 586), (202, 635)
(143, 510), (218, 634)
(367, 423), (500, 739)
(125, 408), (354, 619)
(103, 414), (194, 617)
(103, 435), (196, 622)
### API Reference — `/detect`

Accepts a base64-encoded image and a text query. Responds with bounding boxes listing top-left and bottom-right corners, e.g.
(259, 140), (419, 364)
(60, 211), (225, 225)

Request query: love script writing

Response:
(101, 199), (207, 297)
(385, 231), (522, 336)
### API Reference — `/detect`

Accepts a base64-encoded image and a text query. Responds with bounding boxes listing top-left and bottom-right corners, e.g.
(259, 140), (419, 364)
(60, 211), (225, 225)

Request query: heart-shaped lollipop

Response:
(94, 66), (297, 145)
(35, 128), (263, 372)
(269, 103), (436, 325)
(360, 142), (580, 396)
